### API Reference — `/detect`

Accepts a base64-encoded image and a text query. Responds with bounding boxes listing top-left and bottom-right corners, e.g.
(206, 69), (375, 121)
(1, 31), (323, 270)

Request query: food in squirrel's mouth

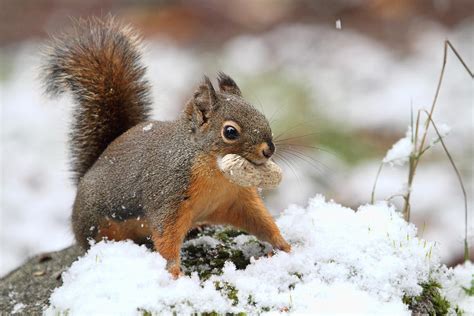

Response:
(245, 157), (265, 166)
(218, 154), (282, 189)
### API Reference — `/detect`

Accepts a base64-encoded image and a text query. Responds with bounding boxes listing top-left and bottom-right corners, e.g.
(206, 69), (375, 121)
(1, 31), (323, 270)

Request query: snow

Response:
(438, 261), (474, 313)
(383, 127), (414, 167)
(233, 235), (272, 259)
(45, 241), (230, 315)
(142, 123), (153, 131)
(11, 302), (25, 314)
(429, 123), (452, 147)
(184, 236), (221, 249)
(438, 123), (452, 138)
(45, 195), (469, 315)
(336, 161), (472, 263)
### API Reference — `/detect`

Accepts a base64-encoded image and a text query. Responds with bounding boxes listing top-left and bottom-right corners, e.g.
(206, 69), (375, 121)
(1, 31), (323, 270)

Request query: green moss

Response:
(200, 312), (220, 316)
(138, 310), (152, 316)
(288, 272), (304, 290)
(215, 227), (248, 242)
(178, 226), (271, 314)
(454, 305), (464, 316)
(247, 295), (256, 307)
(214, 281), (239, 306)
(181, 226), (267, 280)
(403, 280), (450, 316)
(201, 313), (246, 316)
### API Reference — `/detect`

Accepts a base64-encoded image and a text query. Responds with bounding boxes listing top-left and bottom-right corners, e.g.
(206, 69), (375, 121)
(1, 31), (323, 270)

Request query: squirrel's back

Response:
(42, 17), (151, 183)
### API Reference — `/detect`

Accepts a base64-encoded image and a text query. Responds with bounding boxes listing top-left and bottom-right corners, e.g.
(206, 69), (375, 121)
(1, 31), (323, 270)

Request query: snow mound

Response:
(46, 195), (469, 315)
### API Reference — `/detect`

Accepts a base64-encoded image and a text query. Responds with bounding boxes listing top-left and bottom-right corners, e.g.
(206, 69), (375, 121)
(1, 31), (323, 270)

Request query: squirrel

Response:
(42, 17), (291, 277)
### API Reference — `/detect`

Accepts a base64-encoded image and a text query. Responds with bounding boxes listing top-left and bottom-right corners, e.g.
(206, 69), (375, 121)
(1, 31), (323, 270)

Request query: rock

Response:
(0, 245), (84, 314)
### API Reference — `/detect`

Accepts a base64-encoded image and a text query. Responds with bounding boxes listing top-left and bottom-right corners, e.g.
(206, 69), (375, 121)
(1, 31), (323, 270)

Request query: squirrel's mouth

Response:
(244, 156), (267, 167)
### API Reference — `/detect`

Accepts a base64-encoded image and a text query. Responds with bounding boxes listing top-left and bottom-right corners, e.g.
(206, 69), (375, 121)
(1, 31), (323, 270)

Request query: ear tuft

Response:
(194, 75), (217, 110)
(217, 72), (241, 96)
(190, 76), (218, 126)
(203, 75), (217, 100)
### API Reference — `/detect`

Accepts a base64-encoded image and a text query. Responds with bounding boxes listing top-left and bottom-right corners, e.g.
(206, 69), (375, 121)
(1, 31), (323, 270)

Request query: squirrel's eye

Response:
(223, 125), (240, 140)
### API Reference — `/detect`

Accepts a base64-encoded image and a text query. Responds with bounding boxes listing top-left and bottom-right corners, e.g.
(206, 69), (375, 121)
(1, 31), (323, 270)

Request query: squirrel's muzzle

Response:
(261, 141), (275, 159)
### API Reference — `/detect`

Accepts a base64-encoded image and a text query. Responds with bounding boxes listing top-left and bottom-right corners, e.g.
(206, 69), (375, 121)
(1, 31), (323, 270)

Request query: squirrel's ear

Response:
(193, 76), (218, 114)
(217, 72), (241, 96)
(188, 76), (217, 127)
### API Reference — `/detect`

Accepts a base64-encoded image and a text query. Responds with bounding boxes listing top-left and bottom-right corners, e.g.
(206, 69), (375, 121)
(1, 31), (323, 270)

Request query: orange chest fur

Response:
(184, 153), (240, 222)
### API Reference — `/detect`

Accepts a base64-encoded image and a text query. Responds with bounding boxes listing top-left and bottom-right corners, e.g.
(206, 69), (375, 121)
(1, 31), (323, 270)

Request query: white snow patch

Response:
(45, 241), (230, 315)
(11, 303), (25, 314)
(46, 195), (446, 314)
(184, 236), (221, 248)
(437, 123), (452, 138)
(429, 123), (452, 147)
(383, 127), (414, 166)
(438, 261), (474, 313)
(335, 161), (472, 263)
(233, 235), (272, 259)
(142, 123), (153, 131)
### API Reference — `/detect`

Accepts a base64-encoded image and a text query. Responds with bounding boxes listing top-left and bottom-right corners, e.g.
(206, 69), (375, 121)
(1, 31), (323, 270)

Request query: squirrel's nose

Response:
(262, 141), (275, 159)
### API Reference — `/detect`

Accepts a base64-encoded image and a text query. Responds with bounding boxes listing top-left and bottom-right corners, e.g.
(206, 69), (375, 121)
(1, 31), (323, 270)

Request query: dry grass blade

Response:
(421, 110), (469, 261)
(402, 40), (473, 220)
(371, 40), (472, 261)
(370, 162), (384, 204)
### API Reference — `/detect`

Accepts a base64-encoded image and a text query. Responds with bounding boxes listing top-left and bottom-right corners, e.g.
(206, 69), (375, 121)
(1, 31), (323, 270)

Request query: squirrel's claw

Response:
(268, 239), (291, 256)
(171, 270), (184, 279)
(279, 242), (292, 253)
(167, 261), (183, 279)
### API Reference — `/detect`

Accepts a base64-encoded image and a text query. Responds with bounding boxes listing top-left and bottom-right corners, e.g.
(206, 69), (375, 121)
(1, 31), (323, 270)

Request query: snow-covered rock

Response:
(45, 195), (472, 315)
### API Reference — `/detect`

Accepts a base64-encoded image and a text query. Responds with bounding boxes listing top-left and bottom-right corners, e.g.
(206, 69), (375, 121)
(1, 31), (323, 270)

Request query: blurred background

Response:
(1, 0), (472, 276)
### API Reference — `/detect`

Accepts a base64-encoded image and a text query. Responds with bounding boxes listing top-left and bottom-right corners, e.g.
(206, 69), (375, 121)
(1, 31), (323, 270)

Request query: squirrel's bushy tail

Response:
(43, 17), (151, 183)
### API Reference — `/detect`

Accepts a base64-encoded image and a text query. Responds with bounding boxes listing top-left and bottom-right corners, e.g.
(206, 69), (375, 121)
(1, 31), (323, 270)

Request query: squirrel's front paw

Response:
(276, 241), (291, 253)
(279, 241), (291, 253)
(270, 238), (291, 254)
(166, 260), (183, 279)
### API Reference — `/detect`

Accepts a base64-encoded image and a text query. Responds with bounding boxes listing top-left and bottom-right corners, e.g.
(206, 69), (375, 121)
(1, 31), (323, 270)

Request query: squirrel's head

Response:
(185, 73), (274, 166)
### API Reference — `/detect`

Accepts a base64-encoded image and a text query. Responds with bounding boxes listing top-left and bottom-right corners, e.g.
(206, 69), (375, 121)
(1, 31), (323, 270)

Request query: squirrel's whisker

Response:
(276, 142), (338, 159)
(274, 132), (321, 143)
(288, 147), (333, 172)
(278, 149), (325, 174)
(273, 153), (301, 184)
(268, 102), (288, 125)
(273, 118), (319, 141)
